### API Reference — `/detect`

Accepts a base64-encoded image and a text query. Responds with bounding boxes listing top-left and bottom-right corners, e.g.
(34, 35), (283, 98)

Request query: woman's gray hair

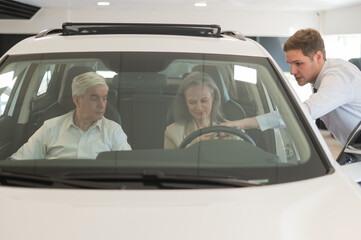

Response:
(72, 71), (109, 97)
(173, 71), (225, 124)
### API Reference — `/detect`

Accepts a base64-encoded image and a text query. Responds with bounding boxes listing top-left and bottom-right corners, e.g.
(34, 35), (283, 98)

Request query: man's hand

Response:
(219, 117), (260, 138)
(220, 117), (259, 130)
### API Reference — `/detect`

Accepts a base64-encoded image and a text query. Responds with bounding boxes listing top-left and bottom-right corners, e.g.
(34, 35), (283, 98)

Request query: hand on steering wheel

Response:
(179, 126), (256, 148)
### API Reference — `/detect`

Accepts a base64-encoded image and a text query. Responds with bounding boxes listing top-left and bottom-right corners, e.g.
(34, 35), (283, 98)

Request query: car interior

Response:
(0, 51), (305, 164)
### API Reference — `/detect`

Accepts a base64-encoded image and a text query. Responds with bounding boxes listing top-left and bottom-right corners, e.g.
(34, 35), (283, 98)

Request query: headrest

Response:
(114, 73), (167, 87)
(191, 65), (230, 103)
(58, 66), (94, 108)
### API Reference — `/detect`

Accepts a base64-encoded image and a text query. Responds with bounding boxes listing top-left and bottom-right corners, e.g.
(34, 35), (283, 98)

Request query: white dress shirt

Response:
(11, 111), (131, 160)
(304, 59), (361, 145)
(256, 58), (361, 146)
(256, 111), (285, 132)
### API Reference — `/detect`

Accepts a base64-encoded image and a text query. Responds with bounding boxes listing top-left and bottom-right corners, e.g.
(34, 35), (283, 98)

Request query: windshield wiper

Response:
(65, 171), (267, 189)
(140, 173), (263, 188)
(0, 170), (267, 189)
(0, 170), (118, 189)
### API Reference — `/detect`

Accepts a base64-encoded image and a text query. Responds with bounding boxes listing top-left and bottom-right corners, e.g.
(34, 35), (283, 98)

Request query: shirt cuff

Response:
(255, 112), (285, 131)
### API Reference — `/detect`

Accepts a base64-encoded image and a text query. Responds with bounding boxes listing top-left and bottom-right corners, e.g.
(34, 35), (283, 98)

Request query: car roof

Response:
(4, 23), (272, 58)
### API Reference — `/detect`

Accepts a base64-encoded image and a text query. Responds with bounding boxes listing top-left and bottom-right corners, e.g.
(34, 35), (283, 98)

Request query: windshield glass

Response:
(0, 52), (329, 188)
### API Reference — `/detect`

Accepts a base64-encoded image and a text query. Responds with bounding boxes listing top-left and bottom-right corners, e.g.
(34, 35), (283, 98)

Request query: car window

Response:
(0, 71), (14, 115)
(0, 52), (328, 187)
(0, 61), (31, 117)
(37, 64), (56, 96)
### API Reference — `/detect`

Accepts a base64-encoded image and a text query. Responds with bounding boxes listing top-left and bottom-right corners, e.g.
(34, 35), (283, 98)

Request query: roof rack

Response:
(35, 28), (62, 38)
(221, 31), (246, 41)
(59, 22), (222, 38)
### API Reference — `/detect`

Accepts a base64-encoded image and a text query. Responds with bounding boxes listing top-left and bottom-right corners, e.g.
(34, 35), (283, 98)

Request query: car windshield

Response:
(0, 52), (329, 188)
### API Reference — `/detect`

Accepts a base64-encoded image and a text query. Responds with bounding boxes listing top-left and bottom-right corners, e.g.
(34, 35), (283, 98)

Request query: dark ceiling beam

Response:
(0, 0), (40, 19)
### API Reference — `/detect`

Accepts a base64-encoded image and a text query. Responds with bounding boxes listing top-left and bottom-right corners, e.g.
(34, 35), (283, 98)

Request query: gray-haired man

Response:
(11, 72), (131, 160)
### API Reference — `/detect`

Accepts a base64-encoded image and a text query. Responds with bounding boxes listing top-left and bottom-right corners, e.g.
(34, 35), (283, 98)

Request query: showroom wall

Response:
(0, 3), (360, 71)
(321, 4), (361, 34)
(1, 3), (360, 70)
(0, 8), (327, 36)
(0, 3), (360, 35)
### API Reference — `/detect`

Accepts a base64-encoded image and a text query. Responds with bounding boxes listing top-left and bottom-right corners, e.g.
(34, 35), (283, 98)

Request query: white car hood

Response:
(1, 170), (361, 240)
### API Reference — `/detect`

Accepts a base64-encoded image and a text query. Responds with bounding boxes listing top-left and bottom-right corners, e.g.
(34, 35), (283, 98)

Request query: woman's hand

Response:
(199, 132), (216, 141)
(198, 117), (261, 141)
(199, 132), (231, 141)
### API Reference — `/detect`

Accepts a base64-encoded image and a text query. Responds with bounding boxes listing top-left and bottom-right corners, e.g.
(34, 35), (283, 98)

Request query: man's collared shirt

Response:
(11, 111), (131, 160)
(304, 58), (361, 145)
(255, 58), (361, 146)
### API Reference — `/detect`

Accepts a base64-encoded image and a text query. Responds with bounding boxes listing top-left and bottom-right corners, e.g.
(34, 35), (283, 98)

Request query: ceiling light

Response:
(194, 1), (207, 7)
(97, 2), (110, 6)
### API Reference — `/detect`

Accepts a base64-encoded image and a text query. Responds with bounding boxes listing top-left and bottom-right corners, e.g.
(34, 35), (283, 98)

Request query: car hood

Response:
(0, 170), (360, 240)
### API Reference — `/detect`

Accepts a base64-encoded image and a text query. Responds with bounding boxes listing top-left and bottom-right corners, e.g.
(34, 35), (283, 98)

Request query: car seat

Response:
(191, 65), (246, 121)
(115, 72), (172, 149)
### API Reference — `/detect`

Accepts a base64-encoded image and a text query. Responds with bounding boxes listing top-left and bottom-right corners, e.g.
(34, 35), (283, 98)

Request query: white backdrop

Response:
(0, 3), (360, 35)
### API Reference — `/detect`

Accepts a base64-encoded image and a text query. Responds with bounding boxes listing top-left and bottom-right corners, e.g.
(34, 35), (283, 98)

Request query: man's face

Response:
(285, 49), (323, 86)
(74, 85), (108, 122)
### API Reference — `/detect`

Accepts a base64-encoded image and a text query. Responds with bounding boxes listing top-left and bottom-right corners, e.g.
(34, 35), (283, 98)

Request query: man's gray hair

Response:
(72, 71), (109, 97)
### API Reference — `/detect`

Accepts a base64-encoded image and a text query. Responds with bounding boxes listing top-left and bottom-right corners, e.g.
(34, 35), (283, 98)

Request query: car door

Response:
(337, 121), (361, 183)
(0, 70), (26, 159)
(0, 62), (38, 159)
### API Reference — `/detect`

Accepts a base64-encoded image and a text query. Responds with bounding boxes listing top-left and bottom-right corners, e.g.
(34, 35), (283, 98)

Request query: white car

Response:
(0, 23), (361, 239)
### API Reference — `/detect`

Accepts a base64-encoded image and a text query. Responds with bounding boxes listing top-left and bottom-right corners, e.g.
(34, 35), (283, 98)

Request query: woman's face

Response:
(184, 84), (214, 122)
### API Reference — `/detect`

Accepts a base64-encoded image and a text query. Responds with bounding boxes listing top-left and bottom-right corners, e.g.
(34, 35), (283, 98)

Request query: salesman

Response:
(222, 28), (361, 146)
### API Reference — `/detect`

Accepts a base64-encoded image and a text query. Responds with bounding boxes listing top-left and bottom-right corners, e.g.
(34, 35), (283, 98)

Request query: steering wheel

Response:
(179, 126), (256, 148)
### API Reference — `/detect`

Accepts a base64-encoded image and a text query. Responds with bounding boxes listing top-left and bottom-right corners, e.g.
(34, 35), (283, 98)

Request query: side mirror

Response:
(337, 121), (361, 183)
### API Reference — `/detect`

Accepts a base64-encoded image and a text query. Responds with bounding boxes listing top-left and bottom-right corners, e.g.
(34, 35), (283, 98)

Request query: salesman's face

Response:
(285, 49), (323, 86)
(74, 85), (108, 122)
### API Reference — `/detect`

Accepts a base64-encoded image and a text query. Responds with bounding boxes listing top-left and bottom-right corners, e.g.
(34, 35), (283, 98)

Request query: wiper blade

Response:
(140, 173), (266, 188)
(0, 170), (268, 189)
(0, 170), (118, 189)
(66, 172), (267, 189)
